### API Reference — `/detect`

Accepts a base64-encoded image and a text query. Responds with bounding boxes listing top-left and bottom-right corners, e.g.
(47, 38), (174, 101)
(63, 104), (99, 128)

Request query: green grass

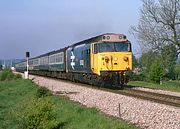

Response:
(128, 80), (180, 92)
(0, 79), (138, 129)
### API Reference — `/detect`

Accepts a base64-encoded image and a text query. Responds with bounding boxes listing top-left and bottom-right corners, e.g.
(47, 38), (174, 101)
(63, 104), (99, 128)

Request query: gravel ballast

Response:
(27, 74), (180, 129)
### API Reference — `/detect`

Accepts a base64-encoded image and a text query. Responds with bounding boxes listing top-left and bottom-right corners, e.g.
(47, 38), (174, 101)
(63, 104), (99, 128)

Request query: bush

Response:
(148, 59), (165, 84)
(36, 87), (52, 98)
(0, 69), (14, 81)
(19, 97), (62, 129)
(0, 69), (22, 81)
(131, 73), (145, 81)
(14, 74), (22, 79)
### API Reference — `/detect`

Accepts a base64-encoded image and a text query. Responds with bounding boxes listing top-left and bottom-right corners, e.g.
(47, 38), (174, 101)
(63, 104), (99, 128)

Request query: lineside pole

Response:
(27, 57), (29, 79)
(26, 52), (30, 79)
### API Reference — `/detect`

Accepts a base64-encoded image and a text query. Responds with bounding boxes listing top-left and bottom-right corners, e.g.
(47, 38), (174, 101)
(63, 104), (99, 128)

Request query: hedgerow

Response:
(0, 69), (22, 81)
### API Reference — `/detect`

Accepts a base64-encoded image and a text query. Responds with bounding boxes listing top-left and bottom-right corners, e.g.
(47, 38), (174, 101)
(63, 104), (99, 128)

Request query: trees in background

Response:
(135, 46), (177, 83)
(131, 0), (180, 83)
(131, 0), (180, 56)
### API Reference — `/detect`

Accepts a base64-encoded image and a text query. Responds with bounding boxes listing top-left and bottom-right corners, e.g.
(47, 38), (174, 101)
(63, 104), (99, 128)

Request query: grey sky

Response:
(0, 0), (142, 59)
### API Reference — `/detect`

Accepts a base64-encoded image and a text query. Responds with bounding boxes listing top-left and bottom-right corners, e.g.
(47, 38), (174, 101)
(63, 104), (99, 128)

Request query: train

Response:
(15, 33), (133, 88)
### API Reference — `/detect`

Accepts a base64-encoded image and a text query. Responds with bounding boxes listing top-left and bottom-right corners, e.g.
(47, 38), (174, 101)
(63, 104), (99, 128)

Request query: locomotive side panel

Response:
(67, 43), (91, 73)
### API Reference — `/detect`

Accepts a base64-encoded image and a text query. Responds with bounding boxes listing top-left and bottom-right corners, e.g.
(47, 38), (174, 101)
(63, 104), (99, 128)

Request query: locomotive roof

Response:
(69, 33), (128, 47)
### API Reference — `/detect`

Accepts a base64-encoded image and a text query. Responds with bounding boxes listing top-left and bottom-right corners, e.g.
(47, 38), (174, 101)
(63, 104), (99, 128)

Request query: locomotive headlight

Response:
(114, 57), (118, 61)
(124, 56), (128, 62)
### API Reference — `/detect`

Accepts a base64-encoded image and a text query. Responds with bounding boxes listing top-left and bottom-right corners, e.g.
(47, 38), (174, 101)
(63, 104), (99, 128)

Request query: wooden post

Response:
(119, 103), (121, 118)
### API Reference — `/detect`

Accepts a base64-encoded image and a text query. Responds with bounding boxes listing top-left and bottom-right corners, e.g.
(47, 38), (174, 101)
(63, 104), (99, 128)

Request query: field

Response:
(0, 71), (137, 129)
(128, 80), (180, 92)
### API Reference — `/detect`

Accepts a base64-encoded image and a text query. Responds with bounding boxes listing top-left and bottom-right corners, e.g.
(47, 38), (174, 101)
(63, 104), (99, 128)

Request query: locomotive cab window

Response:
(94, 42), (131, 53)
(115, 42), (131, 52)
(99, 43), (114, 52)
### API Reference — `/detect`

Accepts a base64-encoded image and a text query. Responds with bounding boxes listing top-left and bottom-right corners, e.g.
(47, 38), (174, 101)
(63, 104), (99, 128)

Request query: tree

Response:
(131, 0), (180, 56)
(136, 50), (159, 81)
(148, 59), (165, 84)
(174, 64), (180, 79)
(161, 45), (177, 79)
(137, 46), (177, 81)
(139, 50), (158, 71)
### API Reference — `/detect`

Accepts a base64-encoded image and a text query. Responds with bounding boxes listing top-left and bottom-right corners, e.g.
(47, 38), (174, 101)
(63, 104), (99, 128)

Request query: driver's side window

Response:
(94, 44), (98, 54)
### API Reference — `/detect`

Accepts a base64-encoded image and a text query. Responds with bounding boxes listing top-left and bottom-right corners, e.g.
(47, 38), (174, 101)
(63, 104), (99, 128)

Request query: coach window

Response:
(56, 55), (58, 63)
(58, 54), (61, 62)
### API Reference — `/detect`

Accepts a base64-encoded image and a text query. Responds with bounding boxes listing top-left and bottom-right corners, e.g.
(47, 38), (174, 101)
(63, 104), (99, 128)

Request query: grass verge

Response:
(0, 78), (137, 129)
(128, 80), (180, 92)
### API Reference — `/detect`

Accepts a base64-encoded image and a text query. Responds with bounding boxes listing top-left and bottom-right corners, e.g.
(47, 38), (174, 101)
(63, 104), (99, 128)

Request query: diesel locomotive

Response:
(15, 33), (132, 88)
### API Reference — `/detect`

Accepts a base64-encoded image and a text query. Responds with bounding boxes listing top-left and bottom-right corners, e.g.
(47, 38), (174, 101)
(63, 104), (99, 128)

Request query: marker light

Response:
(106, 36), (110, 40)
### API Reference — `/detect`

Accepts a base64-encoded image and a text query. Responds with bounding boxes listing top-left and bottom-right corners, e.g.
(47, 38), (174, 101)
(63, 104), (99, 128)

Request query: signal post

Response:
(25, 52), (30, 79)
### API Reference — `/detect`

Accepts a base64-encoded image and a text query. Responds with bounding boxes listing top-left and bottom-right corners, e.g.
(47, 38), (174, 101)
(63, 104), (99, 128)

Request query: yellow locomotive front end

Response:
(90, 34), (132, 86)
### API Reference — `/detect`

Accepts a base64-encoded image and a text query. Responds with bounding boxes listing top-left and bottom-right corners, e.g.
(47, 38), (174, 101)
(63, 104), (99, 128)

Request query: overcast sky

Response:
(0, 0), (142, 59)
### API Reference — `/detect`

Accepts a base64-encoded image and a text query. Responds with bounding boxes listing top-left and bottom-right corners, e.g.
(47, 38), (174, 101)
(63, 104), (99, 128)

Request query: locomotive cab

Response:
(90, 34), (132, 86)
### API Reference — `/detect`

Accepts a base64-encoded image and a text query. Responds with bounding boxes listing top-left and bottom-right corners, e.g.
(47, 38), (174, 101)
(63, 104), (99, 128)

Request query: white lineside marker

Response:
(24, 71), (28, 79)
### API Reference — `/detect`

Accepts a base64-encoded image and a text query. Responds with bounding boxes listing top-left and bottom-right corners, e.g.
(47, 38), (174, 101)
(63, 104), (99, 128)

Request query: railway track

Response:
(89, 85), (180, 108)
(56, 81), (180, 108)
(119, 88), (180, 108)
(28, 74), (180, 108)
